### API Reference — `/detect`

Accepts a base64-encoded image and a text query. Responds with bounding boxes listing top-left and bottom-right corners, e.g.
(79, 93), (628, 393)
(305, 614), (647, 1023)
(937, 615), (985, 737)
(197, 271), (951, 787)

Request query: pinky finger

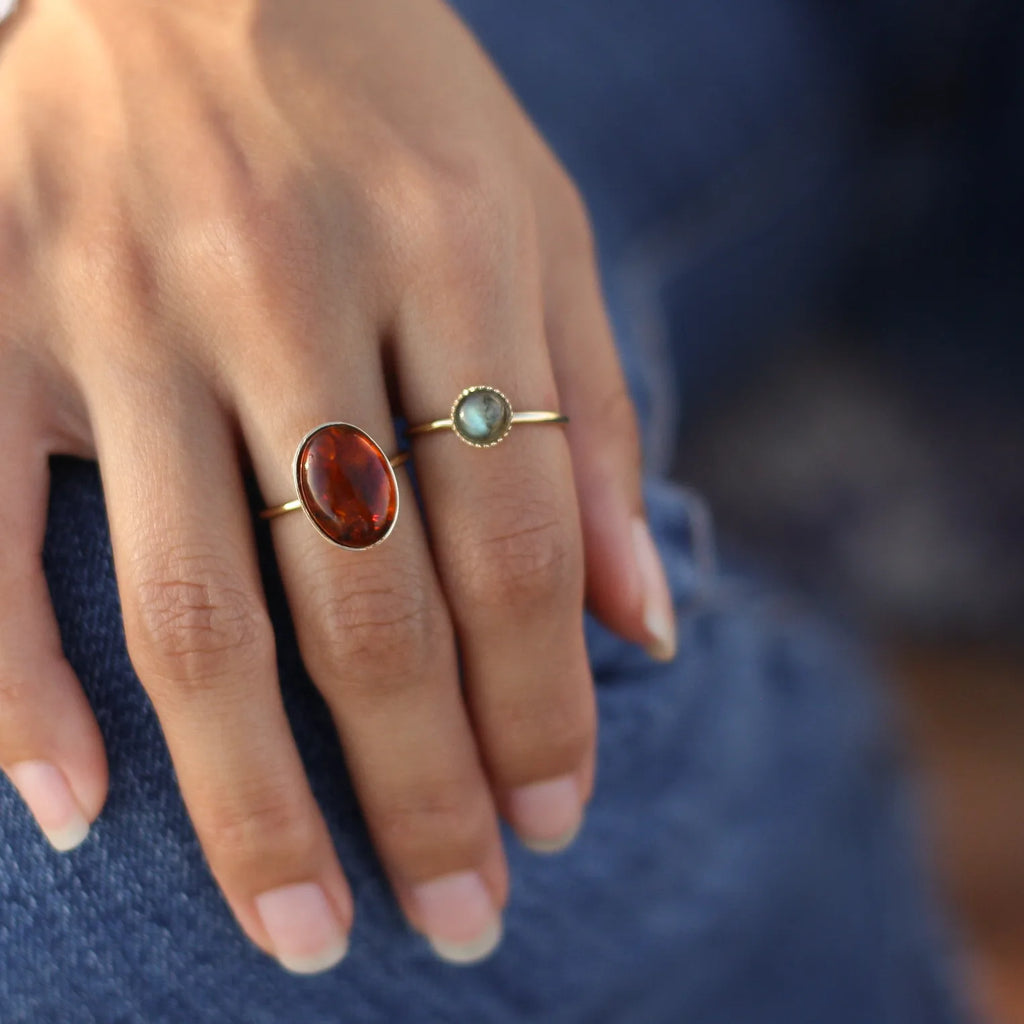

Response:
(0, 426), (108, 851)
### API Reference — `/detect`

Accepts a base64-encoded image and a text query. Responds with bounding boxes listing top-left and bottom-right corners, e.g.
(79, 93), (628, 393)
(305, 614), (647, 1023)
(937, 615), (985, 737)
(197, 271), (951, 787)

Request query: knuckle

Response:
(307, 567), (448, 692)
(127, 549), (271, 689)
(376, 152), (445, 252)
(460, 500), (581, 612)
(201, 792), (320, 869)
(438, 164), (520, 261)
(201, 192), (314, 276)
(545, 166), (597, 261)
(0, 671), (28, 710)
(65, 218), (159, 328)
(382, 150), (521, 272)
(318, 587), (424, 664)
(188, 193), (319, 307)
(162, 148), (320, 324)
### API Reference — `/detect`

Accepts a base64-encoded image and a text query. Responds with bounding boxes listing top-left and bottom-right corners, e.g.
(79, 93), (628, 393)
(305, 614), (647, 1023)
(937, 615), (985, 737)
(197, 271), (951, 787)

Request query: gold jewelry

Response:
(260, 422), (408, 550)
(407, 385), (568, 448)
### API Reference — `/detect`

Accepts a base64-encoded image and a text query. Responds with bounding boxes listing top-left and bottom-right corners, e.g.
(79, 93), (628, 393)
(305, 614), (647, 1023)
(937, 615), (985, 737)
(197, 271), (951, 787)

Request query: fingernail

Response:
(632, 517), (677, 662)
(7, 760), (91, 853)
(255, 882), (349, 975)
(508, 774), (582, 854)
(410, 870), (502, 965)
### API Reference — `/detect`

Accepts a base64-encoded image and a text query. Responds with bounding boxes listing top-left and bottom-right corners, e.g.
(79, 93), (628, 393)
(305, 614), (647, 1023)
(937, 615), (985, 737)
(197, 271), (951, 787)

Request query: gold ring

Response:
(259, 422), (408, 550)
(407, 385), (568, 448)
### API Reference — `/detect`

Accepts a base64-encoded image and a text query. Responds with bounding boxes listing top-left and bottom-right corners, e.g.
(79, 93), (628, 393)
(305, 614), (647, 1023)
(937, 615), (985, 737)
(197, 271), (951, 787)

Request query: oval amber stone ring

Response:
(406, 386), (568, 449)
(259, 423), (408, 550)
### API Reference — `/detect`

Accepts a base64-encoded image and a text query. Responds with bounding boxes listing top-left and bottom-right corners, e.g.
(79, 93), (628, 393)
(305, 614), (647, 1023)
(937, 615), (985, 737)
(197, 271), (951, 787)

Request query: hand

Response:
(0, 0), (676, 970)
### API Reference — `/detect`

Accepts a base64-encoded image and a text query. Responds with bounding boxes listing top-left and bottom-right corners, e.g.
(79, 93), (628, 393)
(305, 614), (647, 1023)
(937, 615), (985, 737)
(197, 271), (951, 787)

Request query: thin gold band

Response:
(407, 410), (569, 436)
(259, 450), (410, 521)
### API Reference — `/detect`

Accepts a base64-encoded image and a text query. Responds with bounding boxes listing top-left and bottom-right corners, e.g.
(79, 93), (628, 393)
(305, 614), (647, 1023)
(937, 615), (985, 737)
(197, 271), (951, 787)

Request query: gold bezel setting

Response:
(290, 422), (400, 550)
(450, 385), (514, 448)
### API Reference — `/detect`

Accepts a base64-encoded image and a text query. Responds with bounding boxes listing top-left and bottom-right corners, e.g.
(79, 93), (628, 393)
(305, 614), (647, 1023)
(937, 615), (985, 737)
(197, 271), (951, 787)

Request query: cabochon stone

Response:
(454, 388), (512, 445)
(297, 425), (396, 548)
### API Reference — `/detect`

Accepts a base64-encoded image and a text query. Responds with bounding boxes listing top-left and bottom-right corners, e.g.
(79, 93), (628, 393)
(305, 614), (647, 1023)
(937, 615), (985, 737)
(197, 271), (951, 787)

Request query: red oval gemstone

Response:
(295, 424), (398, 548)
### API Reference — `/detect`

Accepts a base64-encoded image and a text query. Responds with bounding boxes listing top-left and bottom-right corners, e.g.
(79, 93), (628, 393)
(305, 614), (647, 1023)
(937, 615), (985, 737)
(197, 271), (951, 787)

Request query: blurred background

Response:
(464, 0), (1023, 1019)
(659, 6), (1024, 1019)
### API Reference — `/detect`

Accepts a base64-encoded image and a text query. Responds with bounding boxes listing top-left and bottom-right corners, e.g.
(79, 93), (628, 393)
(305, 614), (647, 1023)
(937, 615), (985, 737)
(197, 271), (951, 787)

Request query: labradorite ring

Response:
(406, 386), (568, 449)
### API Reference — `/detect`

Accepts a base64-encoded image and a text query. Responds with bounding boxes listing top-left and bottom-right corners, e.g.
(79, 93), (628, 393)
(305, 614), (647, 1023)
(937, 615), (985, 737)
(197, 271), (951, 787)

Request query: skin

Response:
(0, 0), (676, 969)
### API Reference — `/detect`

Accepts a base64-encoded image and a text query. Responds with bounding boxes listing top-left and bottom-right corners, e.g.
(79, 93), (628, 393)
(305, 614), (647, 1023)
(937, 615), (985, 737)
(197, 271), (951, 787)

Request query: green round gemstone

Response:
(453, 388), (513, 446)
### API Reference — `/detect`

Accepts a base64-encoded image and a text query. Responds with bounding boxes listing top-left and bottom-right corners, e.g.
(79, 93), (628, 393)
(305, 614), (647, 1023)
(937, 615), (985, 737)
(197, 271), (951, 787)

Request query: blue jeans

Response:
(0, 2), (971, 1021)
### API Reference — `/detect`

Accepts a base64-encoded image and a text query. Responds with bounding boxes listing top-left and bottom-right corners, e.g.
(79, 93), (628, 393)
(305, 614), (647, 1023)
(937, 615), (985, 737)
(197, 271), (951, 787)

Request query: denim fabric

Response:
(0, 2), (969, 1022)
(1, 465), (966, 1024)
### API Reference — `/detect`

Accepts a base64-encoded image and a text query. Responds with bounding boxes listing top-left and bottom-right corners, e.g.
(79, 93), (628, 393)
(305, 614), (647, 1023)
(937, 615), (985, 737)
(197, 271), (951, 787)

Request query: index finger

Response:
(86, 358), (353, 974)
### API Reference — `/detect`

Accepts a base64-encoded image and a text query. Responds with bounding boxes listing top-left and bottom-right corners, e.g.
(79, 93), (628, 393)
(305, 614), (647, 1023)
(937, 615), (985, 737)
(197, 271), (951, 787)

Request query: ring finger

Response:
(396, 225), (596, 854)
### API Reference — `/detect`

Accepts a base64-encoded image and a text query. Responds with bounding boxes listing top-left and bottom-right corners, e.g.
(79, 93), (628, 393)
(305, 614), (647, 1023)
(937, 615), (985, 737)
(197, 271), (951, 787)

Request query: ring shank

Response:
(260, 406), (567, 521)
(406, 410), (568, 436)
(259, 499), (303, 521)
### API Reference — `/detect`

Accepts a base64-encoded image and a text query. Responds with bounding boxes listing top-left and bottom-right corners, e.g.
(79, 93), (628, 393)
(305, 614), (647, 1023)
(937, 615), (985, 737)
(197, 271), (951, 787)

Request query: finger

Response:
(0, 374), (107, 852)
(241, 346), (509, 965)
(396, 210), (596, 851)
(541, 181), (677, 662)
(88, 362), (352, 975)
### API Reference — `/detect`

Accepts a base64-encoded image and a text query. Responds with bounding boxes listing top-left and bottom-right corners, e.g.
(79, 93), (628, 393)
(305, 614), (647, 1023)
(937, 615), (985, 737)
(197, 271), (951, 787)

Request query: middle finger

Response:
(241, 340), (509, 965)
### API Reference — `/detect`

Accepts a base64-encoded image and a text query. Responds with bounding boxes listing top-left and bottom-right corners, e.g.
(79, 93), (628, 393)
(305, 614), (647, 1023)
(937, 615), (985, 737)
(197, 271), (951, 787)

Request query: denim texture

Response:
(0, 2), (970, 1021)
